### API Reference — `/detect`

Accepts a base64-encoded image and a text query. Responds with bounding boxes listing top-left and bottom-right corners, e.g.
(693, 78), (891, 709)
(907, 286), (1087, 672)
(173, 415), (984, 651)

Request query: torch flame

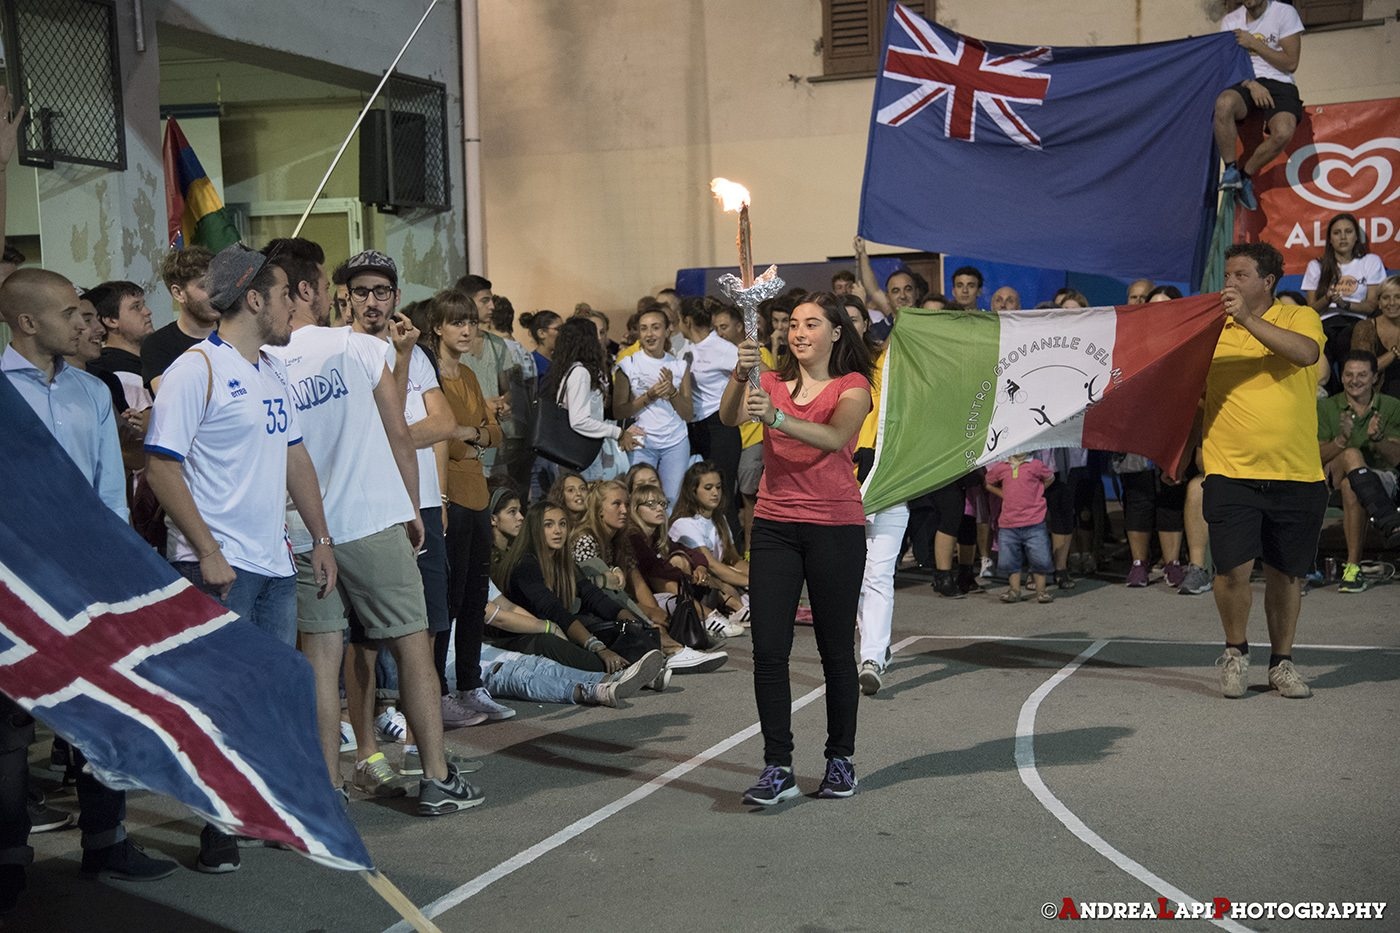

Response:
(710, 177), (750, 213)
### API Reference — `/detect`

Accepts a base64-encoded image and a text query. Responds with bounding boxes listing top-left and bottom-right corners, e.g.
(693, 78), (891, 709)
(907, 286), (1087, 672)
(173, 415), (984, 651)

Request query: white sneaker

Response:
(666, 646), (727, 674)
(977, 557), (994, 579)
(727, 603), (751, 630)
(458, 686), (516, 721)
(339, 721), (357, 753)
(703, 608), (744, 638)
(373, 707), (406, 743)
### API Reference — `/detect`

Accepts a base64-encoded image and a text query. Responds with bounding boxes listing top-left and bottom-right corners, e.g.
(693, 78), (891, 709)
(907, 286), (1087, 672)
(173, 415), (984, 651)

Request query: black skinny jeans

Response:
(749, 518), (866, 767)
(445, 502), (493, 693)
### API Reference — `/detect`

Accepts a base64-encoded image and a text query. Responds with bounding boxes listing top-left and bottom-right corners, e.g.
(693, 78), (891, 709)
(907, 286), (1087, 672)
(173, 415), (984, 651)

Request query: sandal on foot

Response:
(1037, 591), (1054, 604)
(1000, 589), (1024, 603)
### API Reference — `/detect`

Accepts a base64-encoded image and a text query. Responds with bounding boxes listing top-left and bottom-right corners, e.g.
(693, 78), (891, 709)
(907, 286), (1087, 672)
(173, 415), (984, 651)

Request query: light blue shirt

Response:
(3, 344), (128, 520)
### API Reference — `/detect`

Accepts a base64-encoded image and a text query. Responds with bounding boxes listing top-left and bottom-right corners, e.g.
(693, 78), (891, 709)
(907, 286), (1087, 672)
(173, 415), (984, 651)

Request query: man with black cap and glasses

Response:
(263, 247), (486, 817)
(144, 242), (339, 873)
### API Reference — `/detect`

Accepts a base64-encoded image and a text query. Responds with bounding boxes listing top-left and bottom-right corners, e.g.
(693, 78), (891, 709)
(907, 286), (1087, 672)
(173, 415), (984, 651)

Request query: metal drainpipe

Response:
(460, 0), (484, 274)
(133, 0), (145, 52)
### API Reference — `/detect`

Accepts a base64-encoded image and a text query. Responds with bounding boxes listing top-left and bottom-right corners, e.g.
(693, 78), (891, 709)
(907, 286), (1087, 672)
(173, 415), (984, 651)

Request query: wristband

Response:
(543, 621), (552, 635)
(197, 543), (221, 559)
(585, 637), (605, 653)
(769, 409), (786, 431)
(486, 604), (501, 625)
(732, 368), (750, 383)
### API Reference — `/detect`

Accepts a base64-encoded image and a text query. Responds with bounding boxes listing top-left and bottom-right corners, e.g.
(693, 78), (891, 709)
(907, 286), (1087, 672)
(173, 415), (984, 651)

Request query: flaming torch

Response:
(709, 178), (784, 397)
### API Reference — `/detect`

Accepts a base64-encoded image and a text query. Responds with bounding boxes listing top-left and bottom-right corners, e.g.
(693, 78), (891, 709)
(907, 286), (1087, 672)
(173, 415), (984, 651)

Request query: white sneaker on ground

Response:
(458, 686), (516, 721)
(373, 707), (406, 743)
(703, 608), (744, 638)
(339, 721), (357, 753)
(666, 646), (727, 673)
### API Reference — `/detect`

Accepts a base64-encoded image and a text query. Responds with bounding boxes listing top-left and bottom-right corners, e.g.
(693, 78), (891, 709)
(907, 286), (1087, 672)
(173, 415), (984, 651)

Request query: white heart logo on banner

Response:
(1285, 138), (1400, 211)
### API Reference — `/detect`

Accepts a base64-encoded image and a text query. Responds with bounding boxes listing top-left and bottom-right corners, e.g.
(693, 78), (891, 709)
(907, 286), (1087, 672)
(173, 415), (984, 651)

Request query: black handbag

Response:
(578, 614), (661, 664)
(531, 371), (603, 470)
(665, 581), (712, 650)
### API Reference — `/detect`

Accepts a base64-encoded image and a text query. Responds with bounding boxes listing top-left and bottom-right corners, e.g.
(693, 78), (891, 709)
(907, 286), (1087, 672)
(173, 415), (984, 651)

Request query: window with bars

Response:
(822, 0), (934, 79)
(1, 0), (126, 170)
(359, 73), (450, 213)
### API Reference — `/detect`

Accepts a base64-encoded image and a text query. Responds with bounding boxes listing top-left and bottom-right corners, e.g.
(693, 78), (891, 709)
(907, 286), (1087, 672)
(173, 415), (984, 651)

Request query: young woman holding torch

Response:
(720, 292), (872, 805)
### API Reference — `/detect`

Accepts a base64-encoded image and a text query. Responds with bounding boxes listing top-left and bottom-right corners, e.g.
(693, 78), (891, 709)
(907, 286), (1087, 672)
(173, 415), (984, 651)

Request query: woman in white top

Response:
(539, 317), (643, 482)
(1304, 212), (1388, 394)
(1303, 213), (1386, 317)
(613, 306), (693, 503)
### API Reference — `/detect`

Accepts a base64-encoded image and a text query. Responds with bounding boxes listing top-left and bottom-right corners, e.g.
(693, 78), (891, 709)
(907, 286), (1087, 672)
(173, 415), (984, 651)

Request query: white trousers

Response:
(858, 502), (910, 666)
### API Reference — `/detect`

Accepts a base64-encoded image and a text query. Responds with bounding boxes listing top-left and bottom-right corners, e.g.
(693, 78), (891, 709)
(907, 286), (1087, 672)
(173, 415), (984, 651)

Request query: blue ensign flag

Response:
(858, 3), (1252, 283)
(0, 374), (372, 871)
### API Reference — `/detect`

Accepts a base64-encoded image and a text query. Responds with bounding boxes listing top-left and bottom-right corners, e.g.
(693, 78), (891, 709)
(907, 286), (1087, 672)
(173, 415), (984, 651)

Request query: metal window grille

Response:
(2, 0), (126, 170)
(362, 73), (449, 212)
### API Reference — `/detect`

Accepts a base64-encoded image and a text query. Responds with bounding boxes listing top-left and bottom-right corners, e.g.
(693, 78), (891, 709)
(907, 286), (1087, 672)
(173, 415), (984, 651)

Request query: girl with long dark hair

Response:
(540, 317), (643, 481)
(720, 291), (872, 805)
(1304, 213), (1384, 316)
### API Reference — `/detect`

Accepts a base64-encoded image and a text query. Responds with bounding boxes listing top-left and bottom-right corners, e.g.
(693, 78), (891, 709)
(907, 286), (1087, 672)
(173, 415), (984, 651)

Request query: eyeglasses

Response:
(349, 285), (395, 302)
(638, 499), (669, 509)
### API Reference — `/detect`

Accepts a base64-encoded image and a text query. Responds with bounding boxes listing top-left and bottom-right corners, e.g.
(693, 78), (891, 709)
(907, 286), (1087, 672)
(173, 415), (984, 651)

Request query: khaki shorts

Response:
(296, 524), (428, 639)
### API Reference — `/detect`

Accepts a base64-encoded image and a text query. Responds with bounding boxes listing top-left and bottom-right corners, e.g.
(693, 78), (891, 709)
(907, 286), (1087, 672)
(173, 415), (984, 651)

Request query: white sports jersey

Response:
(686, 330), (739, 421)
(1220, 0), (1303, 85)
(382, 340), (444, 510)
(616, 350), (687, 449)
(267, 326), (415, 550)
(145, 332), (300, 576)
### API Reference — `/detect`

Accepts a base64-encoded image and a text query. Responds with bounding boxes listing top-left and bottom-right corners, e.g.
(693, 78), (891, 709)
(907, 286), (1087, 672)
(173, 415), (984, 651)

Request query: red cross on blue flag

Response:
(859, 3), (1253, 283)
(0, 374), (371, 872)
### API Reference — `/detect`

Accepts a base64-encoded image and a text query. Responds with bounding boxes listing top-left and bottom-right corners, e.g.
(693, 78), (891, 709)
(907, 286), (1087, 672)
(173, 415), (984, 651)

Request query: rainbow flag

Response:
(162, 117), (240, 252)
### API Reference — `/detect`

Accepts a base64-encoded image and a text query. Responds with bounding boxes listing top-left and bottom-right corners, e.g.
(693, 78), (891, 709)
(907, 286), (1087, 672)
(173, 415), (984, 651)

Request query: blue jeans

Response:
(997, 524), (1053, 576)
(475, 647), (606, 704)
(630, 437), (690, 505)
(172, 561), (297, 646)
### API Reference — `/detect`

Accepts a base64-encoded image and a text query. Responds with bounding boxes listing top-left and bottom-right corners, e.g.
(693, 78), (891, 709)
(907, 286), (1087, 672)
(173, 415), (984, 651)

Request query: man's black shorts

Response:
(1226, 78), (1303, 122)
(1202, 476), (1327, 578)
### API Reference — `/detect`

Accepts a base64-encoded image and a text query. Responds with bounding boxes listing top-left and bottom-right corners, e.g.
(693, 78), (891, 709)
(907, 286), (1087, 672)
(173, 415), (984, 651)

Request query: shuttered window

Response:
(1292, 0), (1364, 28)
(822, 0), (935, 79)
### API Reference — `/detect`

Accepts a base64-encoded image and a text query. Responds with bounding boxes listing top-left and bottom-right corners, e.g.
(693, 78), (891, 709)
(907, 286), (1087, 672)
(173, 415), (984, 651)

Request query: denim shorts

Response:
(997, 523), (1054, 576)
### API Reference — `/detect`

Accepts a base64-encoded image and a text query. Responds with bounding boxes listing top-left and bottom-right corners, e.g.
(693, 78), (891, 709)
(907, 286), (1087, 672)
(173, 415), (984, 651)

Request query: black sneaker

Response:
(742, 765), (800, 807)
(27, 797), (74, 834)
(932, 570), (964, 599)
(80, 839), (179, 882)
(1055, 569), (1076, 590)
(195, 825), (240, 874)
(817, 757), (859, 798)
(956, 567), (983, 594)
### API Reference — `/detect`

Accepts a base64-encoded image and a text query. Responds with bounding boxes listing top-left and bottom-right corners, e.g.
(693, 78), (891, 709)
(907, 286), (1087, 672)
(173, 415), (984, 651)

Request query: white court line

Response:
(902, 634), (1396, 651)
(382, 633), (928, 932)
(1014, 640), (1254, 933)
(391, 631), (1379, 930)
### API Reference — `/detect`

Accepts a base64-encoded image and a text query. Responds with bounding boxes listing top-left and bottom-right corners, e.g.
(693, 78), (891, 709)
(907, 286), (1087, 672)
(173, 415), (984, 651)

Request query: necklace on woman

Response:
(794, 377), (831, 402)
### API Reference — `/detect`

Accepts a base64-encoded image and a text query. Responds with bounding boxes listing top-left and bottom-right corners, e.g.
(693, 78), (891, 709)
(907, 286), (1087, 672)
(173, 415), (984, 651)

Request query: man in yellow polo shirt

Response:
(1204, 242), (1327, 700)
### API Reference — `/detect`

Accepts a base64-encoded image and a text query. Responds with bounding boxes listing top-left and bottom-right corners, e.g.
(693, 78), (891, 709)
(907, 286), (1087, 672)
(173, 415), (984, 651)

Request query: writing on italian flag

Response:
(860, 294), (1225, 513)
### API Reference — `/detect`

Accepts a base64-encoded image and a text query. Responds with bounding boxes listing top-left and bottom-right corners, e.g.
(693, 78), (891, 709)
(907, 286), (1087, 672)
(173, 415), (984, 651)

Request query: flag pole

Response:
(290, 0), (443, 238)
(361, 870), (443, 933)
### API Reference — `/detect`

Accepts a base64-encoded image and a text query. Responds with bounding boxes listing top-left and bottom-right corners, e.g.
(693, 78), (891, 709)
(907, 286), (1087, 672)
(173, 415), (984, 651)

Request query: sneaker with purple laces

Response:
(1126, 561), (1150, 588)
(742, 765), (799, 807)
(441, 692), (489, 729)
(817, 757), (858, 798)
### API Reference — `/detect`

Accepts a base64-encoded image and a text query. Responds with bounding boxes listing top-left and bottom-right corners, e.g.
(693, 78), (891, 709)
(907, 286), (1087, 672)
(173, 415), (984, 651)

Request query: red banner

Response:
(1234, 97), (1400, 275)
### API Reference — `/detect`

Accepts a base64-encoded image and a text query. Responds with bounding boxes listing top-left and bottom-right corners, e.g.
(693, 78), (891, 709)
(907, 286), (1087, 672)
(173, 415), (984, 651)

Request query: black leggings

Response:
(749, 519), (865, 766)
(445, 502), (493, 693)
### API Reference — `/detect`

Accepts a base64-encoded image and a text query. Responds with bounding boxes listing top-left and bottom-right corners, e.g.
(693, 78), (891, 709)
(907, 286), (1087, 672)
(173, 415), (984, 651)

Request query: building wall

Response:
(477, 0), (1398, 314)
(10, 1), (468, 323)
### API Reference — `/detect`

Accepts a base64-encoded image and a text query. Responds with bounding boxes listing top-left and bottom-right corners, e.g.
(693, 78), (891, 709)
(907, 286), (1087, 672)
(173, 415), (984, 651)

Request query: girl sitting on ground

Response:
(489, 481), (524, 565)
(571, 480), (728, 670)
(548, 470), (588, 527)
(629, 483), (745, 637)
(494, 501), (662, 671)
(670, 461), (750, 600)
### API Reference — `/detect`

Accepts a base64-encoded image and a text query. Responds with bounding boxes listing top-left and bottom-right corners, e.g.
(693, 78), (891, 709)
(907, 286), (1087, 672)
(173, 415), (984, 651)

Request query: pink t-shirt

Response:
(984, 458), (1052, 528)
(754, 370), (871, 526)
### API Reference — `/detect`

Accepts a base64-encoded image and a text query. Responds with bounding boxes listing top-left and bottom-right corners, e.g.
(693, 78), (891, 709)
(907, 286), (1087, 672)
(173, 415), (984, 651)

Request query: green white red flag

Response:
(859, 295), (1225, 513)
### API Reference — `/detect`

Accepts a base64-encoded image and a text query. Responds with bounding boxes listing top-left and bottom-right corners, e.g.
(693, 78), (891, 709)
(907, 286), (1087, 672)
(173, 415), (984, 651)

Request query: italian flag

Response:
(860, 293), (1225, 514)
